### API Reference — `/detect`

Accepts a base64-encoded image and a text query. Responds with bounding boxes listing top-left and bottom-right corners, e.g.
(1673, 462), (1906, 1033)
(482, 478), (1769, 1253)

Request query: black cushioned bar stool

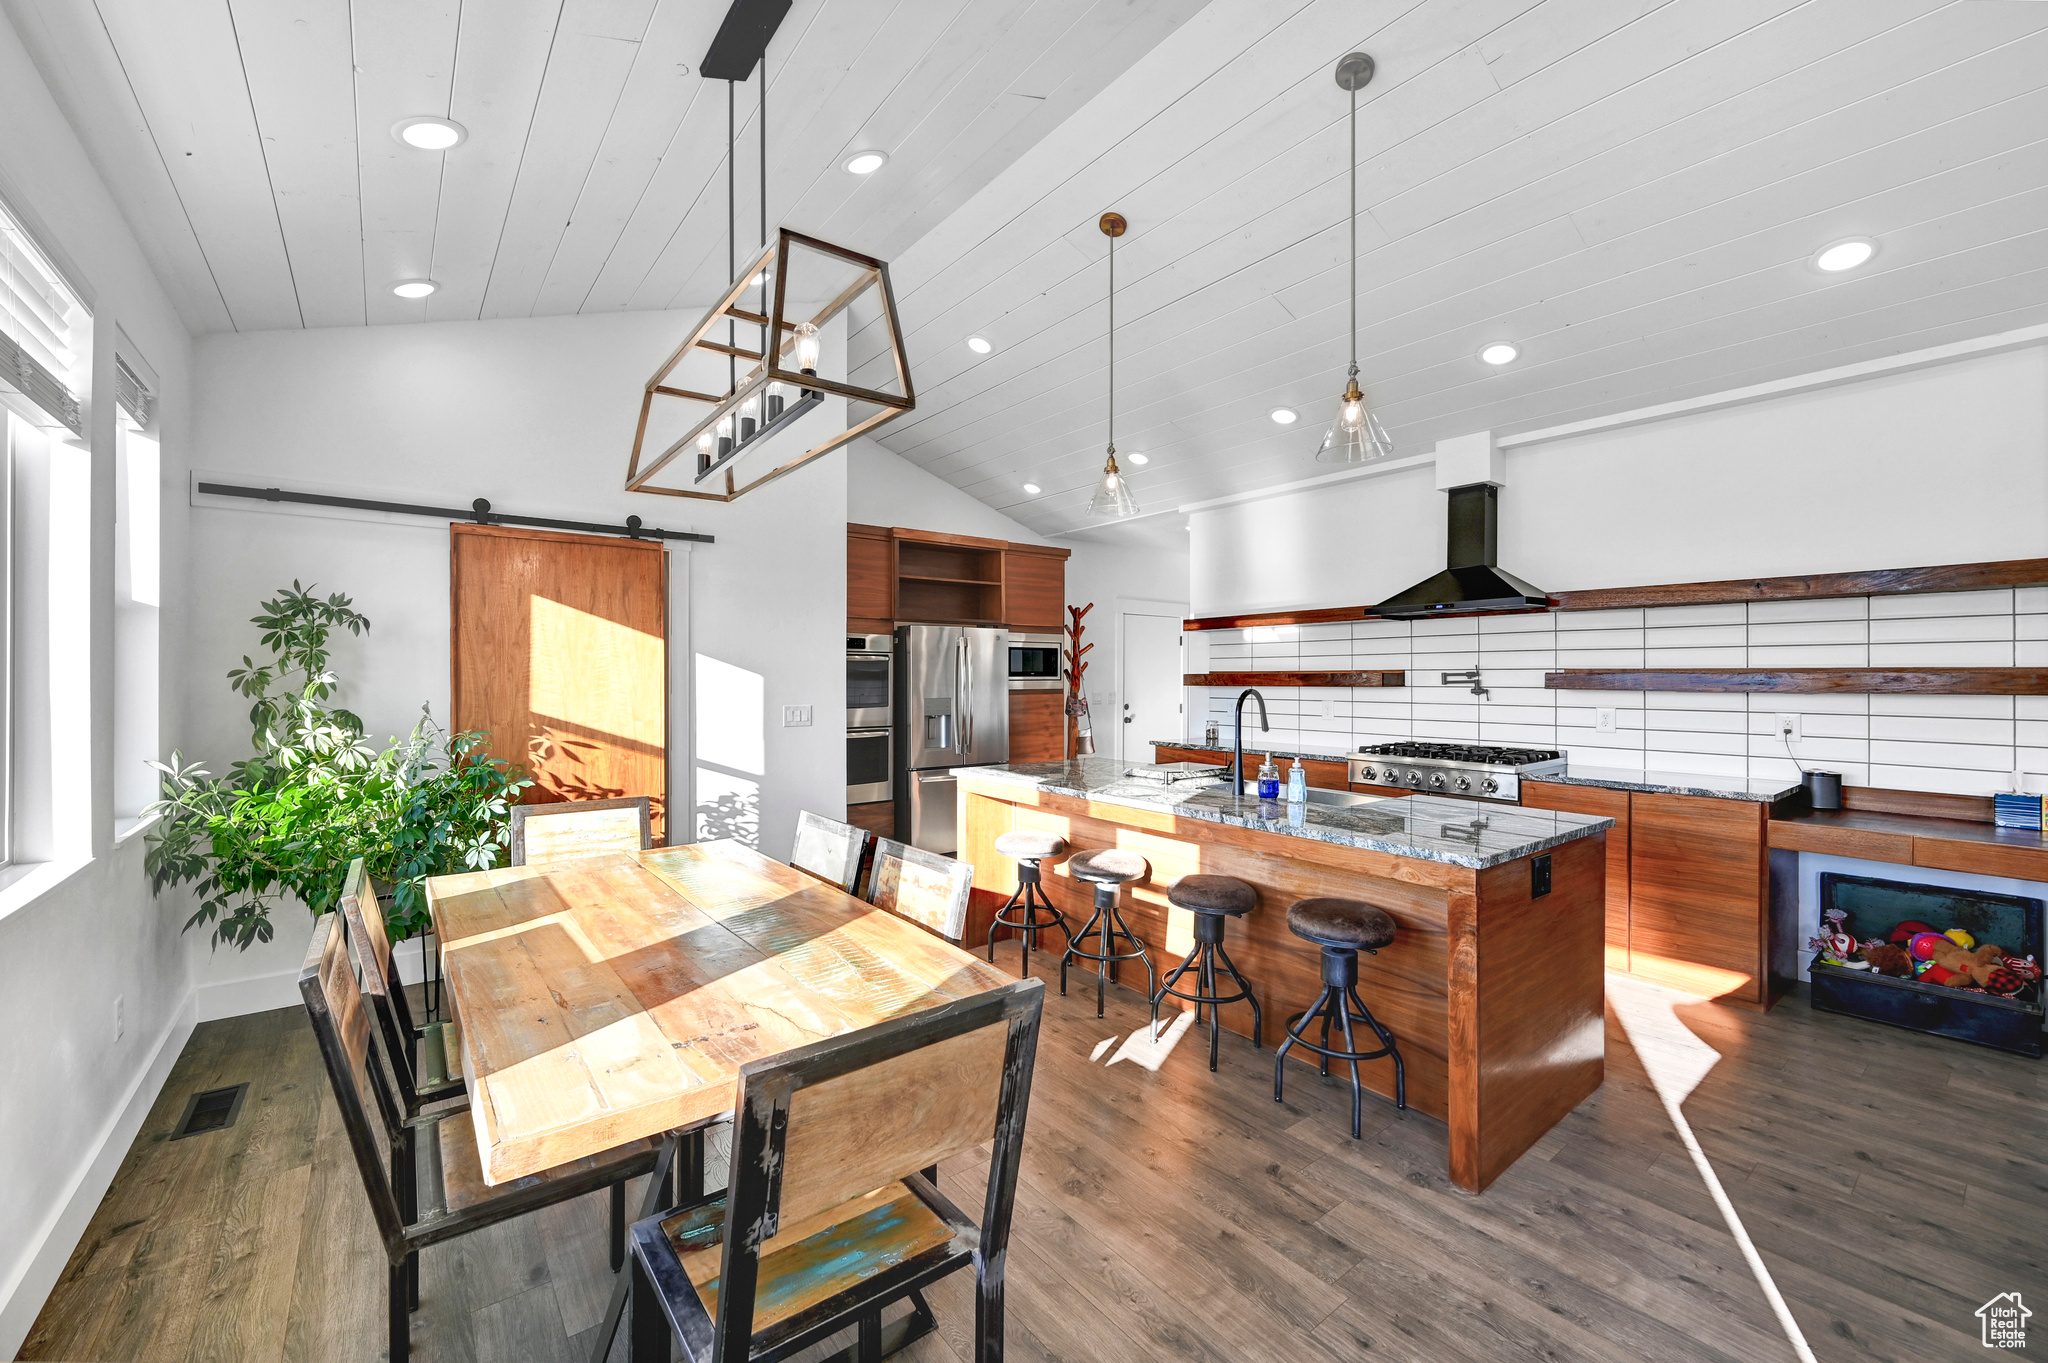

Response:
(1058, 849), (1156, 1018)
(1151, 875), (1263, 1071)
(986, 829), (1072, 979)
(1275, 896), (1406, 1139)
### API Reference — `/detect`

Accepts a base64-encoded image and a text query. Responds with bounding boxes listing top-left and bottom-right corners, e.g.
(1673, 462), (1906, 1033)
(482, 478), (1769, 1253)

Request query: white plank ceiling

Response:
(8, 0), (2047, 534)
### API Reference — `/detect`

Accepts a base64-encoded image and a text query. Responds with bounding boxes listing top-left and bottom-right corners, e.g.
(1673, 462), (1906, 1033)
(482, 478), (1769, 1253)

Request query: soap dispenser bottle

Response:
(1287, 756), (1308, 804)
(1257, 755), (1281, 801)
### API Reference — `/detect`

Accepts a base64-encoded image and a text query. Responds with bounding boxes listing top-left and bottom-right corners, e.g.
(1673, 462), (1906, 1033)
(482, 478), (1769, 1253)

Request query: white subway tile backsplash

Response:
(1867, 641), (2015, 667)
(1747, 597), (1866, 623)
(1644, 602), (1749, 626)
(1869, 589), (2013, 618)
(1869, 715), (2016, 745)
(1746, 618), (1868, 646)
(1869, 614), (2015, 644)
(1179, 582), (2032, 799)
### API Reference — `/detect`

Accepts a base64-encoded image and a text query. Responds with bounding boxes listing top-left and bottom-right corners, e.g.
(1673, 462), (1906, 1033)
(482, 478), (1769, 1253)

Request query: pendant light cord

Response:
(759, 56), (768, 359)
(1348, 80), (1357, 375)
(727, 81), (736, 395)
(1107, 226), (1115, 452)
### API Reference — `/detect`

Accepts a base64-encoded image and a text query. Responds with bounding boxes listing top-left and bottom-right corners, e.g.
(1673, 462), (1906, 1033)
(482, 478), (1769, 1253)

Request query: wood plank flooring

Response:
(19, 966), (2045, 1362)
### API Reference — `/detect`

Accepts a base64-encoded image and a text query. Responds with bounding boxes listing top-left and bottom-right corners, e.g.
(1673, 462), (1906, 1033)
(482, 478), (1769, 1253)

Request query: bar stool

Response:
(1150, 875), (1262, 1072)
(1275, 896), (1406, 1139)
(1058, 849), (1155, 1018)
(986, 829), (1072, 979)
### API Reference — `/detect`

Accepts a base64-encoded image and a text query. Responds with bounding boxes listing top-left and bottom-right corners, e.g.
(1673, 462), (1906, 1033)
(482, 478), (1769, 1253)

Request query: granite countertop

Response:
(1535, 767), (1801, 803)
(1148, 739), (1800, 803)
(957, 758), (1613, 870)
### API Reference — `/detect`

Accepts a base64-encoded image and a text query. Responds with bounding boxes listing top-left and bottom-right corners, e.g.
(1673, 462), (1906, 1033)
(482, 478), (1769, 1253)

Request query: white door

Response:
(1119, 612), (1185, 762)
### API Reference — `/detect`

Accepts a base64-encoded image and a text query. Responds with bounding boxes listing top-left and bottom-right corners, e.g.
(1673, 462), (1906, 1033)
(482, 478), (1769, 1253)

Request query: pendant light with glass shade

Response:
(1316, 52), (1393, 465)
(1087, 211), (1139, 518)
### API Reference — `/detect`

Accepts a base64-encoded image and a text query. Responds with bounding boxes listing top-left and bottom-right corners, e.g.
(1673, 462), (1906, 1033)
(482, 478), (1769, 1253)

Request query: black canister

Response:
(1804, 769), (1842, 810)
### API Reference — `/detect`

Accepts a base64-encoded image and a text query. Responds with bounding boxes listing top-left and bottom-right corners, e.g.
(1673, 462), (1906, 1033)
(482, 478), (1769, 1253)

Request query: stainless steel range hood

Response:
(1370, 482), (1551, 618)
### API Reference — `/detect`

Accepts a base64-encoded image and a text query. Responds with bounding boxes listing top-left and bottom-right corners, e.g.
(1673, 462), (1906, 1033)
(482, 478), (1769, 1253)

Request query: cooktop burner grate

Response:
(1360, 741), (1563, 766)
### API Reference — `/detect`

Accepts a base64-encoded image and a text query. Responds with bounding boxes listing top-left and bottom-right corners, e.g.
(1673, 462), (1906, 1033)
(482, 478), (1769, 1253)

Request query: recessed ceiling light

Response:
(1479, 342), (1519, 366)
(1127, 452), (1149, 465)
(1022, 482), (1041, 495)
(393, 117), (466, 151)
(392, 279), (437, 299)
(1812, 237), (1876, 273)
(966, 336), (993, 355)
(1269, 407), (1298, 425)
(843, 150), (888, 175)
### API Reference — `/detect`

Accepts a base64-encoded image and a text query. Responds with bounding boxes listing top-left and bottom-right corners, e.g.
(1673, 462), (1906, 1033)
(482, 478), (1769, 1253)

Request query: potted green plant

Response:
(147, 582), (530, 948)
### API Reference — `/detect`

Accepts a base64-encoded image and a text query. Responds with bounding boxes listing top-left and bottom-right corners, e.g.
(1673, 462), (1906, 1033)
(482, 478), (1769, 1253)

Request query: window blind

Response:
(115, 354), (154, 430)
(0, 202), (83, 436)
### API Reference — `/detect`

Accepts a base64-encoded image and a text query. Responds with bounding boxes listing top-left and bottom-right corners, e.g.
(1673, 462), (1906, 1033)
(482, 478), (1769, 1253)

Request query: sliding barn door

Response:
(451, 524), (668, 841)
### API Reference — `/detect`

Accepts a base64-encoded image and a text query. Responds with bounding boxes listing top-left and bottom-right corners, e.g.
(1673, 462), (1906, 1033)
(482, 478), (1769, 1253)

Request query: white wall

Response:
(1186, 346), (2048, 795)
(186, 309), (850, 993)
(848, 440), (1189, 751)
(0, 4), (195, 1354)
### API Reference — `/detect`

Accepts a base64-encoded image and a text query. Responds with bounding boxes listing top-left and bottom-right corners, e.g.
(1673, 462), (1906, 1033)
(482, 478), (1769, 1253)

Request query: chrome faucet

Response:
(1224, 688), (1269, 791)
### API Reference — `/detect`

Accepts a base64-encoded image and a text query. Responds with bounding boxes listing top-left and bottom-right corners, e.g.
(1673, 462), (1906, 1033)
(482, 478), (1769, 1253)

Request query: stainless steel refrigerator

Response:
(894, 625), (1009, 854)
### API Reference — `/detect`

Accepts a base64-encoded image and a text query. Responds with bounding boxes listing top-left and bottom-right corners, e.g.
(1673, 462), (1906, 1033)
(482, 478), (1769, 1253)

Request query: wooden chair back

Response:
(340, 859), (457, 1105)
(299, 911), (408, 1257)
(510, 795), (653, 866)
(706, 978), (1043, 1361)
(864, 839), (974, 942)
(789, 811), (873, 893)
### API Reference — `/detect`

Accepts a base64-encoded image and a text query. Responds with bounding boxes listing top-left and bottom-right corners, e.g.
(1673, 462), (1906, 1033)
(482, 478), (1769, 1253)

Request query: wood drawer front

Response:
(1009, 691), (1066, 762)
(1522, 782), (1631, 970)
(1627, 792), (1768, 1006)
(1152, 747), (1350, 792)
(1154, 745), (1227, 767)
(1911, 836), (2048, 883)
(846, 801), (895, 840)
(1767, 819), (1914, 864)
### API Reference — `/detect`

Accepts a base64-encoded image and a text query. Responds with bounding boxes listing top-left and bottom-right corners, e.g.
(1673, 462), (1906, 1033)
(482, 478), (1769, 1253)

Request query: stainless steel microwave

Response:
(846, 634), (892, 728)
(1007, 633), (1063, 691)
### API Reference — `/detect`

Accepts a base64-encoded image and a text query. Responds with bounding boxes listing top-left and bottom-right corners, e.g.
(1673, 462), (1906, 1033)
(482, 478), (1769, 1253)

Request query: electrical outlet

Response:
(1595, 707), (1617, 733)
(114, 995), (124, 1044)
(781, 705), (812, 727)
(1776, 713), (1802, 741)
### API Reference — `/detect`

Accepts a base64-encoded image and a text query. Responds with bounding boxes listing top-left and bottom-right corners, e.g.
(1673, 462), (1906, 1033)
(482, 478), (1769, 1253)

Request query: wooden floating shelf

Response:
(1546, 668), (2048, 695)
(1184, 671), (1406, 688)
(1181, 557), (2048, 632)
(898, 574), (1002, 585)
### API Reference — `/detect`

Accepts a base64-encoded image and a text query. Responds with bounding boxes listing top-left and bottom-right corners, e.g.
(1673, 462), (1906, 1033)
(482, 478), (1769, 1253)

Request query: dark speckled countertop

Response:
(957, 758), (1613, 871)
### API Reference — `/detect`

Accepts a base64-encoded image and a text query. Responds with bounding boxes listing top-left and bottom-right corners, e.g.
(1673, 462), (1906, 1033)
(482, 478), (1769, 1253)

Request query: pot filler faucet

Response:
(1224, 688), (1269, 790)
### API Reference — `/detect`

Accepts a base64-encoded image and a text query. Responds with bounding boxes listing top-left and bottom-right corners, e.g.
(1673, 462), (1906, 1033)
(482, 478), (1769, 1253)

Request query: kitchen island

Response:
(957, 758), (1615, 1192)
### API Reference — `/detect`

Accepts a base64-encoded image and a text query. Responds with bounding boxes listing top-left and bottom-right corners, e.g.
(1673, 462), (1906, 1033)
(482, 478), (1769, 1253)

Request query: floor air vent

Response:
(171, 1083), (249, 1140)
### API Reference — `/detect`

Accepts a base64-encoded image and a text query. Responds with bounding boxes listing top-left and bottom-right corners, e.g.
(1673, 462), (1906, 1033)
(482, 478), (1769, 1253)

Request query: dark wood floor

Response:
(19, 961), (2045, 1362)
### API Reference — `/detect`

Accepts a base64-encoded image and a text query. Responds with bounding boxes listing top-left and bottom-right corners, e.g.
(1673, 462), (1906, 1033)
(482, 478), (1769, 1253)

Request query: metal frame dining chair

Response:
(299, 910), (668, 1363)
(510, 794), (654, 865)
(790, 810), (875, 894)
(626, 977), (1044, 1363)
(339, 859), (464, 1118)
(864, 838), (975, 944)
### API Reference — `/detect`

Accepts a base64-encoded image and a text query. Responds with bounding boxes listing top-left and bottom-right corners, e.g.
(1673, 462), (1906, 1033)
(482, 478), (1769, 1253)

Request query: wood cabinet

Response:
(1003, 546), (1068, 631)
(1152, 745), (1355, 792)
(846, 800), (895, 840)
(1627, 792), (1770, 1007)
(847, 525), (895, 633)
(1009, 692), (1066, 762)
(847, 524), (1070, 632)
(1523, 782), (1631, 972)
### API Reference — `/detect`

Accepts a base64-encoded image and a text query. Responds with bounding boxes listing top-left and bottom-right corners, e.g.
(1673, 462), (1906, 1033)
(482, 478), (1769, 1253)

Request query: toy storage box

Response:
(1807, 872), (2044, 1058)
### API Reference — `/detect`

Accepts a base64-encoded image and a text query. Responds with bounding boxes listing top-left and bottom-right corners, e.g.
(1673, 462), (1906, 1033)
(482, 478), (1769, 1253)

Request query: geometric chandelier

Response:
(624, 226), (915, 502)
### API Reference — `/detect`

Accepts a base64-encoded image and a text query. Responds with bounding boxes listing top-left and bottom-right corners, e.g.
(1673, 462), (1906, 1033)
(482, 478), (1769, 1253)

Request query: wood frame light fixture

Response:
(624, 227), (914, 501)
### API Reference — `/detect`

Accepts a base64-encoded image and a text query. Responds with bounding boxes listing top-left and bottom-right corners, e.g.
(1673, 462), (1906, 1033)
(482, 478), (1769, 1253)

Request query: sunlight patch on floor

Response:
(1103, 1009), (1195, 1072)
(1607, 972), (1817, 1363)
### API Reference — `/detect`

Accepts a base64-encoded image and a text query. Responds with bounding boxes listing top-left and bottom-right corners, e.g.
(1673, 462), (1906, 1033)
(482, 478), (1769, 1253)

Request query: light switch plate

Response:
(781, 705), (813, 727)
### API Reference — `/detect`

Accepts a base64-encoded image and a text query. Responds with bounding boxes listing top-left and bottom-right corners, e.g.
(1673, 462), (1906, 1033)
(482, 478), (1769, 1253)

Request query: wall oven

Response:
(847, 633), (892, 728)
(848, 727), (892, 804)
(1007, 632), (1064, 691)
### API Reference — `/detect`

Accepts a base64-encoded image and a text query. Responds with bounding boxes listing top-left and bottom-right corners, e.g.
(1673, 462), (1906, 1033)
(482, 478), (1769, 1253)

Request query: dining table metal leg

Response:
(590, 1134), (681, 1363)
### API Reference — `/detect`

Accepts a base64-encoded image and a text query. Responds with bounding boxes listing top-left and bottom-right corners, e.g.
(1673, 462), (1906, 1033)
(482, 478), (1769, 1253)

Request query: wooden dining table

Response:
(424, 837), (1014, 1186)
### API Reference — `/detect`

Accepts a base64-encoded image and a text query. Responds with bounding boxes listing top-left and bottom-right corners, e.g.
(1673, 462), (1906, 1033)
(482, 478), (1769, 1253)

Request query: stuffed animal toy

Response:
(1920, 934), (2011, 990)
(1944, 927), (1976, 949)
(1810, 907), (1858, 963)
(1854, 942), (1913, 978)
(1889, 919), (1937, 946)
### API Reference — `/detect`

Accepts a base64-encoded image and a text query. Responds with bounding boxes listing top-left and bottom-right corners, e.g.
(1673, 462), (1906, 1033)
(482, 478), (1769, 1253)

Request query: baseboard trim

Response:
(0, 989), (199, 1359)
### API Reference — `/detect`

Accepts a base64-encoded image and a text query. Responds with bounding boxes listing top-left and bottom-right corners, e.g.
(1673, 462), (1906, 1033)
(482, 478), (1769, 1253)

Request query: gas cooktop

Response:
(1349, 741), (1567, 802)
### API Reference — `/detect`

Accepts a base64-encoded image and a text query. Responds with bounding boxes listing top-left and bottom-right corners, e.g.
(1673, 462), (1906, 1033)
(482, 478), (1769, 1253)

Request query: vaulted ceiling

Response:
(10, 0), (2048, 538)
